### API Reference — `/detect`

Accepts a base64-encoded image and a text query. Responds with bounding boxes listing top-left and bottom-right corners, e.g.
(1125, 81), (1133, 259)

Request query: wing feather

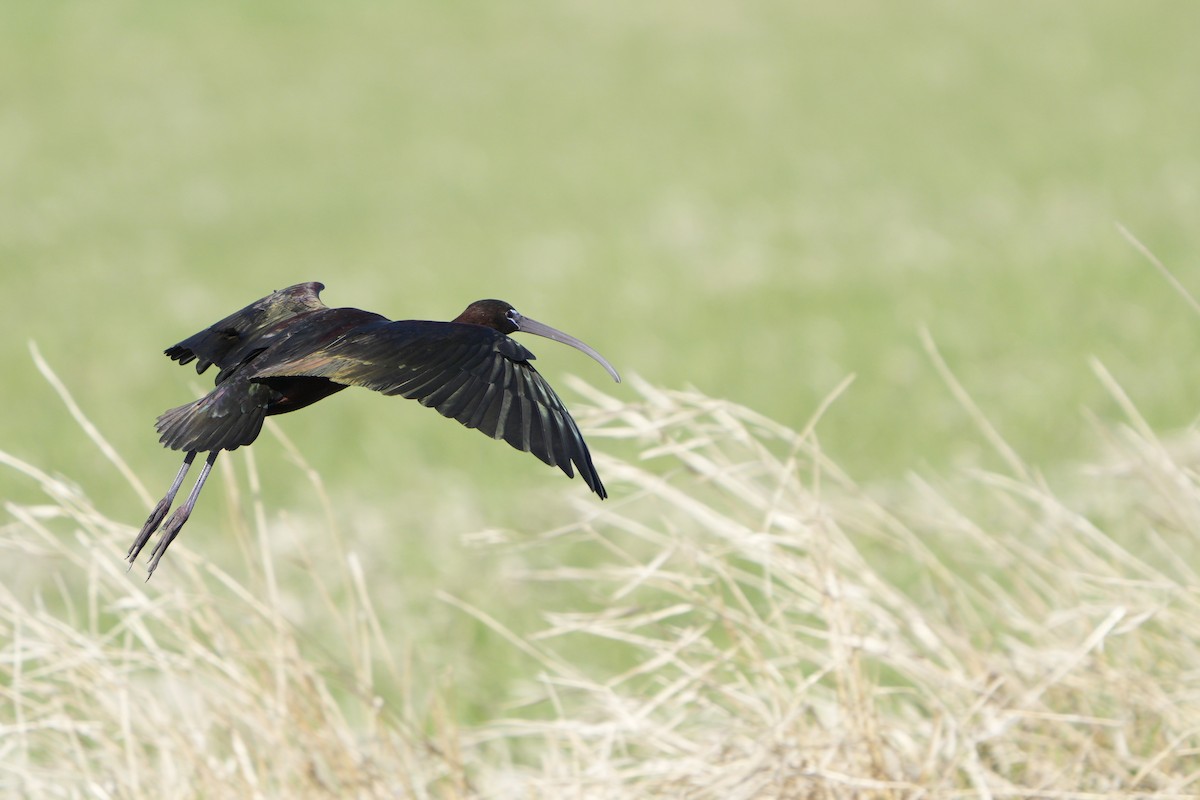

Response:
(165, 282), (328, 374)
(252, 319), (606, 496)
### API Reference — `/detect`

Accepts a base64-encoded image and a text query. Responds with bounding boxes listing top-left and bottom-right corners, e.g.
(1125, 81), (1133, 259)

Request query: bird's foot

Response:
(127, 497), (172, 568)
(144, 506), (191, 579)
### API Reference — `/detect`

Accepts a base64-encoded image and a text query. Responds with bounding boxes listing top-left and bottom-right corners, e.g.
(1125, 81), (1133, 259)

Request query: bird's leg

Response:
(127, 451), (196, 567)
(144, 451), (219, 578)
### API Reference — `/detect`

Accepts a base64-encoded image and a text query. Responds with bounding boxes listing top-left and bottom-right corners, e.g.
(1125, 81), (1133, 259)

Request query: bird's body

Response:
(128, 282), (620, 576)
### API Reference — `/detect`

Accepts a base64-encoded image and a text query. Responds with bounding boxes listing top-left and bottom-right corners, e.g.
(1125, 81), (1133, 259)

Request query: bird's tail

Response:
(155, 382), (269, 453)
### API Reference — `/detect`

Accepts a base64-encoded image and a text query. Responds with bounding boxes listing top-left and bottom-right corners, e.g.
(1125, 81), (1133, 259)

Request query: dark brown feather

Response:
(155, 374), (274, 452)
(253, 319), (607, 497)
(166, 282), (328, 375)
(150, 284), (608, 497)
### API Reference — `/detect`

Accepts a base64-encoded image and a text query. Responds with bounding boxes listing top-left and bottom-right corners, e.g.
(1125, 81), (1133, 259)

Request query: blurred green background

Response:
(3, 1), (1199, 527)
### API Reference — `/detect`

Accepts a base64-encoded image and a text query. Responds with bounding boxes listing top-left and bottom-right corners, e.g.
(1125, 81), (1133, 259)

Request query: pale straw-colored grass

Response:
(0, 442), (466, 798)
(459, 372), (1200, 797)
(1, 352), (1198, 798)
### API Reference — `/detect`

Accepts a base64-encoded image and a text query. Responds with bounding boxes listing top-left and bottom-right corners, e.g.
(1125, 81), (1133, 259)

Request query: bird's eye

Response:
(506, 308), (522, 325)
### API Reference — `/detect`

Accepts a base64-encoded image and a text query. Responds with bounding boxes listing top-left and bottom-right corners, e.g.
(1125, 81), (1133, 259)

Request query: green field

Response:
(3, 2), (1199, 796)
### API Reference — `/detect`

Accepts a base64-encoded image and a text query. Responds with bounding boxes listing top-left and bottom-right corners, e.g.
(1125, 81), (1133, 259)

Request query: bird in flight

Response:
(128, 282), (620, 576)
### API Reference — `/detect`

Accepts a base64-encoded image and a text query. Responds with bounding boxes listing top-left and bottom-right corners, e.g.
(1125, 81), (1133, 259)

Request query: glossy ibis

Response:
(128, 282), (620, 576)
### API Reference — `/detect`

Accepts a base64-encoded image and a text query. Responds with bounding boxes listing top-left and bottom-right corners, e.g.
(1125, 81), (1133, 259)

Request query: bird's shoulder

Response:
(338, 319), (536, 363)
(249, 318), (537, 386)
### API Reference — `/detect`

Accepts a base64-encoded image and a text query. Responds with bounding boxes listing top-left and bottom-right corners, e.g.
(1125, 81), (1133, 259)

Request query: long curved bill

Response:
(513, 313), (621, 383)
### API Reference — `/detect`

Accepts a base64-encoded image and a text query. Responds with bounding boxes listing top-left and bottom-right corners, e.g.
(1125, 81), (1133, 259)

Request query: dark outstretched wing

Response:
(165, 282), (329, 375)
(253, 320), (607, 497)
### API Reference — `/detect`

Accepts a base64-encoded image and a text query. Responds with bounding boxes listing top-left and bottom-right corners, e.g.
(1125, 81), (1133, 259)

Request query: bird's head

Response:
(454, 299), (620, 383)
(454, 299), (520, 333)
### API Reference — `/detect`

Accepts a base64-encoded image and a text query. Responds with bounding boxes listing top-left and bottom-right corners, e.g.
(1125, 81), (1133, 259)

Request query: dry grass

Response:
(2, 361), (1199, 798)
